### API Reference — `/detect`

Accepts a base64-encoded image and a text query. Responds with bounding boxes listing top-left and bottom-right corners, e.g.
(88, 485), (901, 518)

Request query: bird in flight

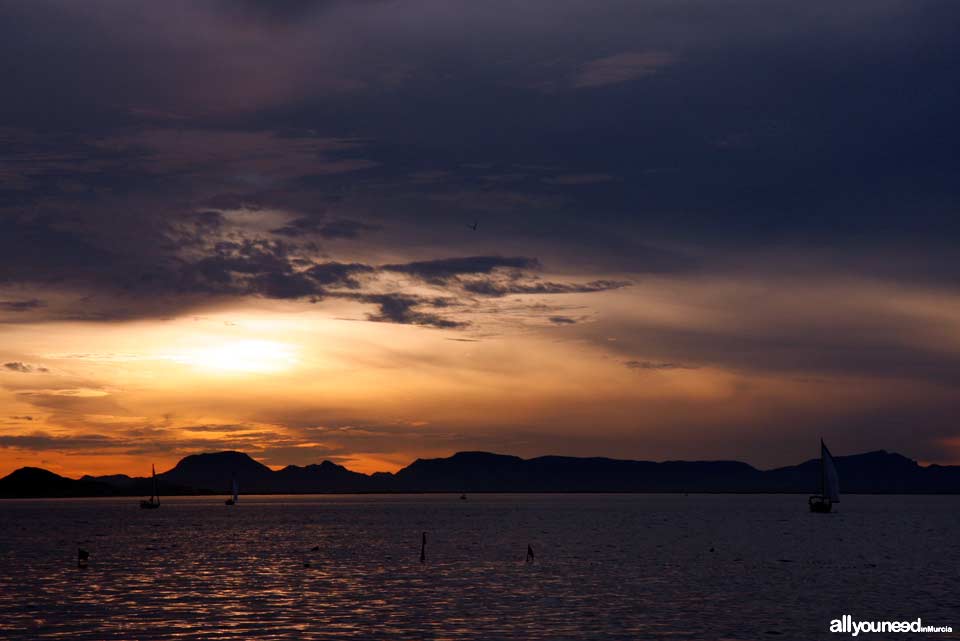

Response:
(468, 220), (478, 231)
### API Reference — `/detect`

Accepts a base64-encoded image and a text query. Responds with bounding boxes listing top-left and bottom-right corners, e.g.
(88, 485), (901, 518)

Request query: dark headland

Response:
(2, 450), (960, 498)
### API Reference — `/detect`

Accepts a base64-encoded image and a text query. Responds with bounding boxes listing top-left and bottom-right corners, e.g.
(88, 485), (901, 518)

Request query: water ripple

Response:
(0, 494), (957, 640)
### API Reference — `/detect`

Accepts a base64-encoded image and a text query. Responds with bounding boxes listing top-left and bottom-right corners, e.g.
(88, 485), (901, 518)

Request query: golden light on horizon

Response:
(3, 273), (960, 480)
(163, 339), (299, 374)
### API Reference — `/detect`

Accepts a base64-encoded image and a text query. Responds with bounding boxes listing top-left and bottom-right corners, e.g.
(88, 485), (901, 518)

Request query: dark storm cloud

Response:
(0, 0), (958, 441)
(3, 0), (957, 284)
(0, 197), (617, 324)
(0, 216), (121, 287)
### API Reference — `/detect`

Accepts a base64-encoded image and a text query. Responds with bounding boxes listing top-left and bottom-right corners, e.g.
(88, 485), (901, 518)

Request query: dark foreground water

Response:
(0, 494), (957, 640)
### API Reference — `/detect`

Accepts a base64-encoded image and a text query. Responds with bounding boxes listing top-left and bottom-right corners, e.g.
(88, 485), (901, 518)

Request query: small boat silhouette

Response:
(809, 439), (840, 513)
(225, 474), (239, 506)
(139, 465), (160, 509)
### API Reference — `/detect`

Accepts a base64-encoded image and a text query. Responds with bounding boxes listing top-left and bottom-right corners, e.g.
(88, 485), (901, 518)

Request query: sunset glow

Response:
(2, 0), (959, 479)
(164, 339), (300, 374)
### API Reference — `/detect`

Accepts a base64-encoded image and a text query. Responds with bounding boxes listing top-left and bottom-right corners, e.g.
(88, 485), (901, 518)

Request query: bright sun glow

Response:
(165, 340), (299, 373)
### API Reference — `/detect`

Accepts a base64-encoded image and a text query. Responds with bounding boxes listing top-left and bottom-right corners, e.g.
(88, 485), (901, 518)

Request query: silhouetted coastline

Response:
(2, 449), (960, 498)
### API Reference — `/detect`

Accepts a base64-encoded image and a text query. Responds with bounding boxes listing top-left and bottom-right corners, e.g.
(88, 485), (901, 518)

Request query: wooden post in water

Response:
(420, 532), (426, 563)
(526, 544), (535, 564)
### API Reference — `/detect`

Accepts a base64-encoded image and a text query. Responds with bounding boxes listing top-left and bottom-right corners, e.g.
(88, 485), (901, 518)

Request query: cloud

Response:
(305, 262), (376, 289)
(461, 277), (630, 298)
(571, 51), (676, 88)
(271, 217), (381, 239)
(179, 423), (259, 434)
(0, 299), (44, 312)
(542, 173), (616, 185)
(625, 360), (699, 371)
(182, 239), (313, 297)
(382, 256), (540, 283)
(3, 362), (49, 374)
(135, 240), (366, 303)
(0, 432), (121, 451)
(0, 0), (958, 474)
(0, 204), (623, 326)
(350, 293), (467, 329)
(18, 388), (109, 398)
(0, 425), (306, 460)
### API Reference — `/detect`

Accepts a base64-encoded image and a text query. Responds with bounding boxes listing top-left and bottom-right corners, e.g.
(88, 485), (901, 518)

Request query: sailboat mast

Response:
(152, 464), (158, 504)
(819, 440), (825, 497)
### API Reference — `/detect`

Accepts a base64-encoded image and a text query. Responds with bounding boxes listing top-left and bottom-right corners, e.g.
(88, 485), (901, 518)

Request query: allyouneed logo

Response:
(830, 615), (953, 636)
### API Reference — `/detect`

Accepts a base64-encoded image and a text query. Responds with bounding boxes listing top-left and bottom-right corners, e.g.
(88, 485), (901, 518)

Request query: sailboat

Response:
(809, 439), (840, 513)
(224, 475), (239, 506)
(139, 464), (160, 509)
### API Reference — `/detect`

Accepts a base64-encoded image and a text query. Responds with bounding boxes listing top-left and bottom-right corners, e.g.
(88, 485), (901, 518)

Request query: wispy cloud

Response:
(542, 173), (616, 185)
(571, 51), (675, 88)
(0, 299), (45, 312)
(625, 360), (699, 371)
(3, 362), (49, 374)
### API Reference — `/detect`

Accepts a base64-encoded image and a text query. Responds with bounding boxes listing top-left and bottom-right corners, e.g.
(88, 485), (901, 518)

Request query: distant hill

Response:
(0, 467), (114, 498)
(3, 449), (960, 497)
(160, 451), (275, 492)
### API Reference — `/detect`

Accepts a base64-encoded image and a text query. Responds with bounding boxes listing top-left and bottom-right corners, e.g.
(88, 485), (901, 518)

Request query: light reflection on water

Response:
(0, 494), (958, 640)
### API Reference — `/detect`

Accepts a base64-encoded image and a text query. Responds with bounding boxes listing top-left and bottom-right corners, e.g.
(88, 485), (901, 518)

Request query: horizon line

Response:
(3, 447), (939, 482)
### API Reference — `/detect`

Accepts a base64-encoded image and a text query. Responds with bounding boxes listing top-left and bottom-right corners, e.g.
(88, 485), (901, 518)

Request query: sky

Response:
(1, 0), (959, 477)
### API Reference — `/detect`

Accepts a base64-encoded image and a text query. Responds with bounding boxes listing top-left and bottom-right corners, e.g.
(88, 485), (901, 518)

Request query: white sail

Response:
(152, 464), (159, 504)
(231, 477), (239, 504)
(822, 441), (840, 502)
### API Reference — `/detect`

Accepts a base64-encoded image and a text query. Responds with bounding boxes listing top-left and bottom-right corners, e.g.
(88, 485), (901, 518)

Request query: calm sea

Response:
(0, 494), (957, 640)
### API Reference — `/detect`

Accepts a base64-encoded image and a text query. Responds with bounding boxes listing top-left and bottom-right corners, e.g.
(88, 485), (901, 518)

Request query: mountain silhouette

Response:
(0, 467), (114, 498)
(160, 451), (275, 492)
(273, 460), (374, 492)
(3, 449), (959, 497)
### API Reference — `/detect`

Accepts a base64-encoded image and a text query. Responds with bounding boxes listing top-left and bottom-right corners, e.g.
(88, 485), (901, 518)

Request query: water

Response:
(0, 494), (957, 640)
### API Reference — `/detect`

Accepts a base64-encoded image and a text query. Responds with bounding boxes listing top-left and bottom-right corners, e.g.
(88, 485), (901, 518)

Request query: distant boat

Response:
(225, 475), (239, 506)
(809, 439), (840, 513)
(139, 464), (160, 509)
(459, 493), (467, 501)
